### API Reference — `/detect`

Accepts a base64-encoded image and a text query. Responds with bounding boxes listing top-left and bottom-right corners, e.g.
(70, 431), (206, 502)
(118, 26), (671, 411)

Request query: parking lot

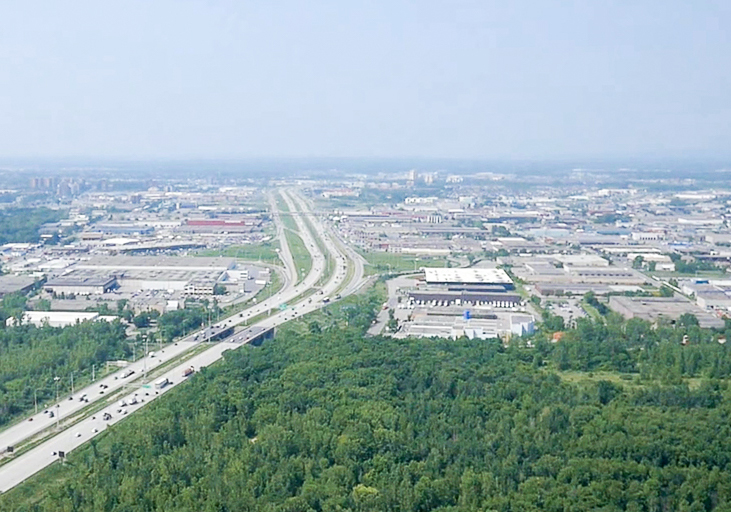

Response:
(543, 298), (587, 325)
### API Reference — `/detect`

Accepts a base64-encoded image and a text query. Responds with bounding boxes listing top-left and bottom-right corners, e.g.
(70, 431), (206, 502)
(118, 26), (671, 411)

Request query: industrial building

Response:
(408, 290), (520, 307)
(512, 256), (649, 294)
(424, 268), (513, 287)
(183, 279), (219, 296)
(181, 218), (260, 233)
(608, 296), (725, 329)
(7, 311), (117, 328)
(71, 255), (236, 292)
(396, 310), (534, 340)
(386, 268), (531, 341)
(410, 267), (518, 307)
(44, 274), (117, 295)
(0, 275), (37, 298)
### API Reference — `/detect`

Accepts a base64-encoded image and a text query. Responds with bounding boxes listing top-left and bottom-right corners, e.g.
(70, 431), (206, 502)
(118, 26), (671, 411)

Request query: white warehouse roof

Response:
(7, 311), (117, 328)
(424, 268), (513, 285)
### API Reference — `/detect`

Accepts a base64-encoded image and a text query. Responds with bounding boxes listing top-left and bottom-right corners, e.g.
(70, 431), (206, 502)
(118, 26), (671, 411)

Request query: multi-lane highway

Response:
(0, 187), (365, 493)
(0, 340), (197, 456)
(287, 189), (369, 298)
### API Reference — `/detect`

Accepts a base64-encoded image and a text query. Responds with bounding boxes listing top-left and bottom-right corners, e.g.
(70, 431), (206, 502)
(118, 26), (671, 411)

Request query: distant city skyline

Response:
(1, 1), (730, 160)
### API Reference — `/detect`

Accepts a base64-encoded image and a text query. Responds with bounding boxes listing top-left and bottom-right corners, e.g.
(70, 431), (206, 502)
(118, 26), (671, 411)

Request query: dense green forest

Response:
(0, 319), (130, 427)
(0, 207), (64, 244)
(4, 287), (731, 511)
(0, 293), (214, 427)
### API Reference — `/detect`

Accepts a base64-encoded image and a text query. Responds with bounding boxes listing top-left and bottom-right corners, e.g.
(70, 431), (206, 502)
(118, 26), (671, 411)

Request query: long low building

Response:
(396, 312), (534, 340)
(45, 256), (242, 294)
(7, 311), (117, 328)
(0, 275), (37, 298)
(44, 275), (117, 295)
(75, 255), (236, 272)
(409, 290), (521, 307)
(608, 296), (725, 329)
(534, 283), (644, 296)
(515, 262), (647, 285)
(424, 268), (513, 287)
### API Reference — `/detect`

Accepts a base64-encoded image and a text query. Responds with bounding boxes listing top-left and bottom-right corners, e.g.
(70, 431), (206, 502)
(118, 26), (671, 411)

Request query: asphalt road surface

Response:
(0, 187), (362, 493)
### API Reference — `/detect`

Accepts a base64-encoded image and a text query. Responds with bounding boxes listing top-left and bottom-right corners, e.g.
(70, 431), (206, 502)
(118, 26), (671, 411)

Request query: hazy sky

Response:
(0, 1), (729, 160)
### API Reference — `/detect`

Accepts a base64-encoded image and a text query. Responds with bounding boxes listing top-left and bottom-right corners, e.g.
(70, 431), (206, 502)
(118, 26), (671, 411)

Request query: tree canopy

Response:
(4, 286), (731, 511)
(0, 207), (64, 244)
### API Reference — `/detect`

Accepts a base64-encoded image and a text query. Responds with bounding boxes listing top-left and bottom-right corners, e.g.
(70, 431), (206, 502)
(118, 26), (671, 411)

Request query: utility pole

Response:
(54, 376), (60, 430)
(70, 372), (74, 396)
(92, 364), (96, 382)
(34, 389), (38, 414)
(144, 336), (148, 383)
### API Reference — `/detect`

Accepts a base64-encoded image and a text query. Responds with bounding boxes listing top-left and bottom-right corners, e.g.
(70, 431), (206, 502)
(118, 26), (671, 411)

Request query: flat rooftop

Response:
(0, 275), (36, 296)
(608, 296), (725, 329)
(424, 268), (512, 285)
(53, 267), (223, 285)
(76, 255), (236, 271)
(45, 274), (116, 287)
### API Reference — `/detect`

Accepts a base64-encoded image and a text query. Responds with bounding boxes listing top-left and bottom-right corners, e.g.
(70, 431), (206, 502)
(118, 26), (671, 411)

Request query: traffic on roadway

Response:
(0, 339), (197, 456)
(0, 188), (369, 493)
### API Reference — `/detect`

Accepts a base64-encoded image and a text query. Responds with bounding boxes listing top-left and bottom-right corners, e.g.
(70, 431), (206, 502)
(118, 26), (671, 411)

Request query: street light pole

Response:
(54, 376), (61, 430)
(34, 389), (38, 414)
(144, 336), (148, 383)
(70, 372), (74, 396)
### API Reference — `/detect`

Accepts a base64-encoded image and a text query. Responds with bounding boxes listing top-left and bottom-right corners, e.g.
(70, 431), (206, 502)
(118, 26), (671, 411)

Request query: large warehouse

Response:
(44, 274), (117, 295)
(410, 267), (519, 308)
(424, 268), (514, 288)
(7, 311), (117, 328)
(70, 255), (236, 292)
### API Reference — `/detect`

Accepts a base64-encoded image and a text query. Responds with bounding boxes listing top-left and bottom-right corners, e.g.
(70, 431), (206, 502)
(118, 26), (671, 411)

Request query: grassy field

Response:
(557, 370), (641, 387)
(287, 280), (387, 336)
(358, 250), (450, 276)
(580, 299), (605, 322)
(280, 213), (298, 233)
(275, 194), (315, 285)
(556, 369), (706, 391)
(300, 214), (334, 287)
(195, 241), (281, 265)
(250, 269), (283, 305)
(284, 230), (312, 285)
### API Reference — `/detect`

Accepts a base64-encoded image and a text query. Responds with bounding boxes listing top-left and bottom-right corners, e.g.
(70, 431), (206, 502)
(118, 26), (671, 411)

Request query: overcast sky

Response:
(0, 1), (729, 161)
